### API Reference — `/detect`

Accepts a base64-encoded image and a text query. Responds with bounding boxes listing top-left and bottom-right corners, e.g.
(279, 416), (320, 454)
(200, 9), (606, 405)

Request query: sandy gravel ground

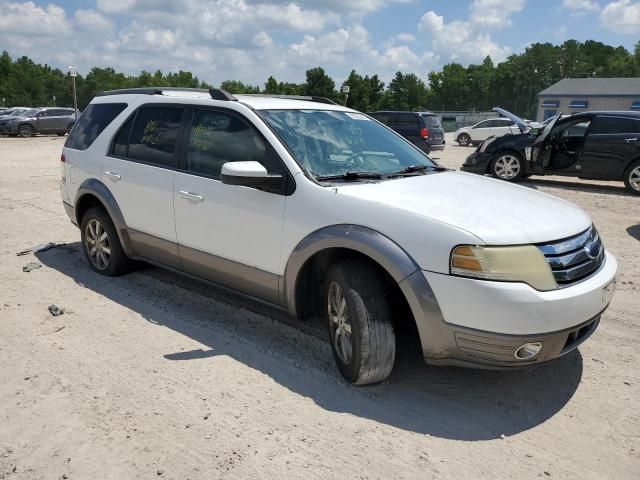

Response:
(0, 134), (639, 480)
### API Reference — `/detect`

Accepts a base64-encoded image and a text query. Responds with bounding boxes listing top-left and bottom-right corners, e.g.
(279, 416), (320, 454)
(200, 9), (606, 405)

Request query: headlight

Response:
(479, 136), (496, 152)
(450, 245), (557, 291)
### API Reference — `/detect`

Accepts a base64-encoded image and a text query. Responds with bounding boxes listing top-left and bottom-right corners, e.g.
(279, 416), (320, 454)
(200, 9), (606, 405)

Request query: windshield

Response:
(258, 109), (436, 179)
(17, 109), (38, 117)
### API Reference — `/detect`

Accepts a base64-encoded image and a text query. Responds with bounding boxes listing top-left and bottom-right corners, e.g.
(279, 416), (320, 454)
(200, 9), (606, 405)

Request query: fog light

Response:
(514, 342), (542, 360)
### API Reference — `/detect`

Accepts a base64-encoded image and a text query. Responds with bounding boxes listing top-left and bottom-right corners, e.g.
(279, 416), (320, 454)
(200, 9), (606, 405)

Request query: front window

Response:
(258, 109), (436, 180)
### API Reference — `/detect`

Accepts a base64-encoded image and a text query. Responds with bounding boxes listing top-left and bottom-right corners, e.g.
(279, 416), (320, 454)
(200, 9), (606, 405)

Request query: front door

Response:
(102, 105), (184, 268)
(173, 108), (288, 304)
(580, 116), (640, 179)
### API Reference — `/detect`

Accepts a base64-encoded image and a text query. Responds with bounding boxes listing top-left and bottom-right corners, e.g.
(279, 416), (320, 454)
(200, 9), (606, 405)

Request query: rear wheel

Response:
(457, 133), (471, 147)
(624, 161), (640, 195)
(325, 259), (396, 385)
(18, 124), (34, 137)
(56, 132), (66, 137)
(490, 151), (524, 181)
(80, 207), (131, 276)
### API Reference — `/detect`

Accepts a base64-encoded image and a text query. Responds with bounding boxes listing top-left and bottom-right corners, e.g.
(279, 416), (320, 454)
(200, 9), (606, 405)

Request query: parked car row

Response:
(0, 107), (78, 137)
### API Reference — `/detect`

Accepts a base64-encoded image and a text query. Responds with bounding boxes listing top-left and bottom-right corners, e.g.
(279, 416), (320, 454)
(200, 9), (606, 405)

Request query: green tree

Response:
(303, 67), (336, 99)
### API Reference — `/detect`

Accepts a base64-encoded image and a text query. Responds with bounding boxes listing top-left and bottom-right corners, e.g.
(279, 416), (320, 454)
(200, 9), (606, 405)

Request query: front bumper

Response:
(461, 151), (492, 173)
(0, 124), (17, 134)
(408, 251), (617, 368)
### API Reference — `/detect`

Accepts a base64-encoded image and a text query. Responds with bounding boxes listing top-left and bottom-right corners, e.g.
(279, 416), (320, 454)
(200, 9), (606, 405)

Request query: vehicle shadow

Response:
(37, 243), (584, 441)
(521, 177), (633, 197)
(627, 224), (640, 242)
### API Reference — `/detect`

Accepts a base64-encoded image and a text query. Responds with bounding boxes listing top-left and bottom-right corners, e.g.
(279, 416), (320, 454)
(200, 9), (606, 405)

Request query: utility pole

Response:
(69, 66), (78, 121)
(52, 95), (56, 107)
(341, 85), (350, 107)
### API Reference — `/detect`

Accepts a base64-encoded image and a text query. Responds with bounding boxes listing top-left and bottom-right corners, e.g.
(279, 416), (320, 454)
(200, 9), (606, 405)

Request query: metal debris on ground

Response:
(16, 242), (61, 256)
(22, 262), (42, 272)
(48, 304), (65, 316)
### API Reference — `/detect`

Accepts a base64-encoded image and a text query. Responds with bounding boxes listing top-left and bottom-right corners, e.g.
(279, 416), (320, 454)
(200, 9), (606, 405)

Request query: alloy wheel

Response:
(327, 281), (353, 365)
(84, 218), (111, 270)
(494, 155), (521, 180)
(18, 125), (33, 137)
(630, 166), (640, 192)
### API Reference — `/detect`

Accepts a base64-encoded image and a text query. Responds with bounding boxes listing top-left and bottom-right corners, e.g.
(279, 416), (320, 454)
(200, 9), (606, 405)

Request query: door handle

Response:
(104, 171), (121, 181)
(624, 138), (638, 143)
(179, 190), (204, 203)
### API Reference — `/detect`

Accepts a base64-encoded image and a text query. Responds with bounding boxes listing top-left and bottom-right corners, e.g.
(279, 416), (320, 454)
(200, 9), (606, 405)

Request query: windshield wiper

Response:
(315, 171), (383, 181)
(388, 164), (448, 177)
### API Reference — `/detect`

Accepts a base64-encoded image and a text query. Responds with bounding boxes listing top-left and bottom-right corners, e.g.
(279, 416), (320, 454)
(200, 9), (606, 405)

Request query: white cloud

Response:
(0, 1), (69, 35)
(74, 9), (113, 31)
(562, 0), (600, 11)
(469, 0), (526, 29)
(419, 10), (512, 64)
(600, 0), (640, 33)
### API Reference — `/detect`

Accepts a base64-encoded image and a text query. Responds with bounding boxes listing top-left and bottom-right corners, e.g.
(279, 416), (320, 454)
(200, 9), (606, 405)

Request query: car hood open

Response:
(336, 171), (592, 245)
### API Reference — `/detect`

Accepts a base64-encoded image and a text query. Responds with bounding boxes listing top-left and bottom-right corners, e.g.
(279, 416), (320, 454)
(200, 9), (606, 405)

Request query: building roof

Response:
(538, 78), (640, 97)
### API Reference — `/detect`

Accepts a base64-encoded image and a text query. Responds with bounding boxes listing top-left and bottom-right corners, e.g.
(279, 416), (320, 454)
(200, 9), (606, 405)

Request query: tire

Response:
(325, 259), (396, 385)
(80, 206), (131, 276)
(490, 151), (525, 181)
(457, 133), (471, 147)
(623, 160), (640, 195)
(18, 124), (34, 137)
(56, 132), (66, 137)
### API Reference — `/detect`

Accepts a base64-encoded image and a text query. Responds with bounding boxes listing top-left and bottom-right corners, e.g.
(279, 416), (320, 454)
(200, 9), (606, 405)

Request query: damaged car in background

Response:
(462, 107), (640, 195)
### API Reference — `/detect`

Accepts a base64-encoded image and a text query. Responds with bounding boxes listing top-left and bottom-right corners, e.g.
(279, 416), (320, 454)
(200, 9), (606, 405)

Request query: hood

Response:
(493, 107), (527, 132)
(335, 171), (591, 245)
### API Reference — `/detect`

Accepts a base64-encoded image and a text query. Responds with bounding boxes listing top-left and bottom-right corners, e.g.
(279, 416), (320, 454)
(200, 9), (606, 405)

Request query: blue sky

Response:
(0, 0), (638, 86)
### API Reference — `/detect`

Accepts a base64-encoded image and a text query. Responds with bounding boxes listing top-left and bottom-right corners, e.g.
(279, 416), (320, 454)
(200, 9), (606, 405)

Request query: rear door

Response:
(103, 104), (184, 268)
(173, 107), (288, 303)
(580, 116), (640, 179)
(389, 113), (421, 143)
(469, 119), (494, 141)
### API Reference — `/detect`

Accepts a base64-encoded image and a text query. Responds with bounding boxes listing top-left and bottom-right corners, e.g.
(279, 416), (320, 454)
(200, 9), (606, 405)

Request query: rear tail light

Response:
(60, 153), (66, 163)
(420, 128), (429, 139)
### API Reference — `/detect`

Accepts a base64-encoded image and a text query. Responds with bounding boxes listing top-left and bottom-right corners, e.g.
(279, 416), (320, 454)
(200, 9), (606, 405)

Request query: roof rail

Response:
(240, 94), (338, 105)
(208, 88), (238, 101)
(96, 87), (211, 97)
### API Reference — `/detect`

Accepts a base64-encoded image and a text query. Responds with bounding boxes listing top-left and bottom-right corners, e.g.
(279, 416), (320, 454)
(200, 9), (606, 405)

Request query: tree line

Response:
(1, 39), (639, 118)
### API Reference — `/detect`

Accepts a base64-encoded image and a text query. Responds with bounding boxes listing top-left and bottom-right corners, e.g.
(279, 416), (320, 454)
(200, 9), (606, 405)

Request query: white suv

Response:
(454, 117), (520, 146)
(60, 88), (617, 385)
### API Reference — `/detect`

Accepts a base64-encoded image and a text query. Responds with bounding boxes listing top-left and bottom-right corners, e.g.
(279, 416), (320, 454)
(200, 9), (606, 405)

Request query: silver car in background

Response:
(0, 107), (77, 137)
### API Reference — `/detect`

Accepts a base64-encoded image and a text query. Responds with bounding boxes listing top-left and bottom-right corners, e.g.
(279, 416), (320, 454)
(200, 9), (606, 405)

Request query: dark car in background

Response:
(0, 107), (29, 119)
(370, 111), (445, 154)
(0, 107), (77, 137)
(462, 108), (640, 195)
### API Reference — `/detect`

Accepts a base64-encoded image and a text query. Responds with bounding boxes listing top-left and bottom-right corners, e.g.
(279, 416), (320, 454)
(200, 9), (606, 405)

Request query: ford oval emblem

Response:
(584, 240), (600, 260)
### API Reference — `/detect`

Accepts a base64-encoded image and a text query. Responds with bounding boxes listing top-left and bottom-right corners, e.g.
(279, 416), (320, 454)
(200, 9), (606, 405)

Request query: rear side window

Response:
(591, 117), (639, 135)
(66, 103), (127, 150)
(187, 109), (280, 178)
(421, 115), (442, 128)
(393, 113), (419, 127)
(124, 106), (184, 167)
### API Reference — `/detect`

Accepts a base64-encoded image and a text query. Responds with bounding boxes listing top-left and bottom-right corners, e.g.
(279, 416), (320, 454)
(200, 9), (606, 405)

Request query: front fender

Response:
(282, 224), (446, 359)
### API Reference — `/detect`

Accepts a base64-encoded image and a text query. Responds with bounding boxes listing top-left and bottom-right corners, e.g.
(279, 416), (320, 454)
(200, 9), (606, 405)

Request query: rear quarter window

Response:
(421, 115), (442, 128)
(591, 117), (639, 135)
(66, 103), (127, 150)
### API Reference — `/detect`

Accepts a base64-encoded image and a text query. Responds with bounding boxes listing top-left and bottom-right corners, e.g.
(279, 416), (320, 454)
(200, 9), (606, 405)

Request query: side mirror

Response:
(220, 161), (284, 193)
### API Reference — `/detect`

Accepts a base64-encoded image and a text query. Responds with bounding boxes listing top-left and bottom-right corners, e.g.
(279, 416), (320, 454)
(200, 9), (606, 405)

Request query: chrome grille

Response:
(537, 226), (604, 287)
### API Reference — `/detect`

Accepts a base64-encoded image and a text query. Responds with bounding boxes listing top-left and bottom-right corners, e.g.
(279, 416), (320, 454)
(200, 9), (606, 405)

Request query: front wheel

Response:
(457, 133), (471, 147)
(624, 161), (640, 195)
(18, 124), (34, 137)
(325, 260), (395, 385)
(490, 151), (525, 181)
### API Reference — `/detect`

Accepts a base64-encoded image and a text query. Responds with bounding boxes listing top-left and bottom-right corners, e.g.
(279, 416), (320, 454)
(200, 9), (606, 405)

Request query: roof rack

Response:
(95, 87), (238, 102)
(239, 94), (338, 105)
(94, 88), (337, 105)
